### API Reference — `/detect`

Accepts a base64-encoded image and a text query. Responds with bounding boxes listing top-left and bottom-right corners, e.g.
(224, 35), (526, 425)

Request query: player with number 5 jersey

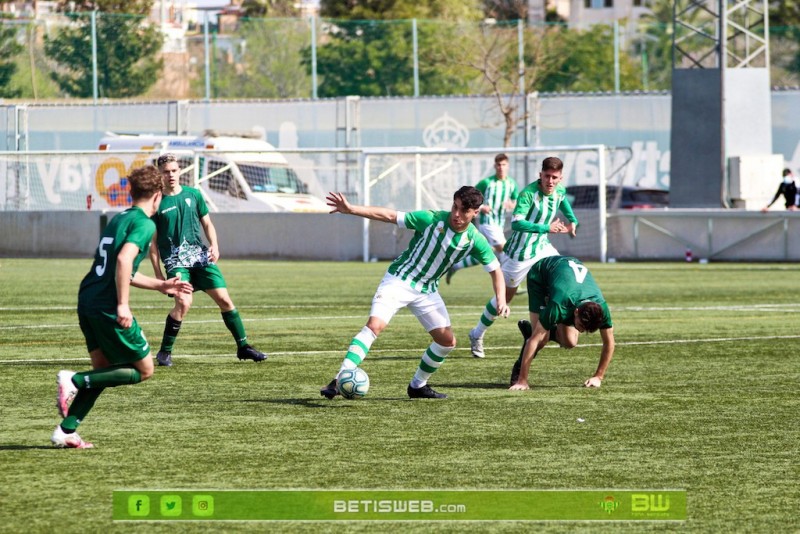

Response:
(509, 255), (615, 391)
(53, 166), (193, 449)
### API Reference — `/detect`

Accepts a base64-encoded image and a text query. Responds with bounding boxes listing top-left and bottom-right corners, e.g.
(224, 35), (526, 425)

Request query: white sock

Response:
(472, 296), (498, 337)
(340, 326), (377, 373)
(410, 342), (453, 388)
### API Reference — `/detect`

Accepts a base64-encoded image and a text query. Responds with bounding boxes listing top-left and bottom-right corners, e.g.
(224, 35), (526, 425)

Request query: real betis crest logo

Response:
(599, 495), (620, 515)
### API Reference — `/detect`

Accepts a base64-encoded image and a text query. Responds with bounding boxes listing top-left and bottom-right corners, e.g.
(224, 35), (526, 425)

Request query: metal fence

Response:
(5, 13), (800, 102)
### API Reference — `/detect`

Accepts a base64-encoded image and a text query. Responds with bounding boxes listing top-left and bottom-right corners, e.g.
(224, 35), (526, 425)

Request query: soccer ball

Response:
(336, 368), (370, 399)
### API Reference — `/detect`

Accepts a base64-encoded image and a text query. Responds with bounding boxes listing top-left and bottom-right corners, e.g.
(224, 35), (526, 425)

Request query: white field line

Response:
(1, 302), (798, 332)
(3, 303), (799, 364)
(3, 334), (800, 365)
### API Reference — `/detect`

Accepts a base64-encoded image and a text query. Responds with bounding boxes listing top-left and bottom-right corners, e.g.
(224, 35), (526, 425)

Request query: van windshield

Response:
(239, 163), (301, 194)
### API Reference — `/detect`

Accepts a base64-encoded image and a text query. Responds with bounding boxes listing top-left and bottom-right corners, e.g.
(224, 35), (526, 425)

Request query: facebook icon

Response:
(128, 495), (150, 516)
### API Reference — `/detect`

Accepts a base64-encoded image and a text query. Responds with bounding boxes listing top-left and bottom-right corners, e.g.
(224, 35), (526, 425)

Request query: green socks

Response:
(222, 309), (248, 348)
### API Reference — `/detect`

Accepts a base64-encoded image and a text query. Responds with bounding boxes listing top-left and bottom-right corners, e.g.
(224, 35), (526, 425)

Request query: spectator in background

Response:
(762, 168), (797, 212)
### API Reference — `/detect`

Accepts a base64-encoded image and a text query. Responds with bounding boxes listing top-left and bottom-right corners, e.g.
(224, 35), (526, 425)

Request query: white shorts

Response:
(502, 242), (559, 288)
(369, 273), (450, 332)
(477, 222), (506, 248)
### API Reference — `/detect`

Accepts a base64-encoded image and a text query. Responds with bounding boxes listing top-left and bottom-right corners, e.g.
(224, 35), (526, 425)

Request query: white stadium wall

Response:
(3, 210), (800, 261)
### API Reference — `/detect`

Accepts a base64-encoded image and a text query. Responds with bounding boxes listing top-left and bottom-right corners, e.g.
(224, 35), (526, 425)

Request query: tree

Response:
(212, 19), (311, 98)
(537, 24), (642, 93)
(44, 1), (162, 98)
(769, 0), (800, 84)
(436, 20), (644, 145)
(310, 0), (487, 98)
(482, 0), (528, 20)
(433, 21), (569, 145)
(320, 0), (483, 20)
(770, 0), (800, 28)
(241, 0), (300, 18)
(0, 15), (22, 97)
(307, 19), (478, 97)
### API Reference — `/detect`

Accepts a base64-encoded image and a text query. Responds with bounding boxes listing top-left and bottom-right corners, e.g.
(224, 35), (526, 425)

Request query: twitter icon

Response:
(160, 495), (182, 517)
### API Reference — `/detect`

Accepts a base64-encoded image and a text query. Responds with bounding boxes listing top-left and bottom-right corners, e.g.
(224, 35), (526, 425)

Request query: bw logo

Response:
(631, 494), (670, 512)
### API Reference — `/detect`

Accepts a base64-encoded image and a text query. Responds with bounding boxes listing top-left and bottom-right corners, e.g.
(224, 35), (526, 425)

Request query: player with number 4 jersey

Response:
(509, 255), (615, 391)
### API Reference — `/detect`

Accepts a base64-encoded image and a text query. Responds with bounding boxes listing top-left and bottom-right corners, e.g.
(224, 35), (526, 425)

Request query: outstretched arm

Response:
(584, 327), (614, 388)
(131, 272), (193, 295)
(327, 192), (397, 224)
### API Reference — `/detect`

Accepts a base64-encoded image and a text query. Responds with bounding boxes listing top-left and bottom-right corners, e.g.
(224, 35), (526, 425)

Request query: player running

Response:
(509, 255), (615, 390)
(446, 153), (518, 283)
(320, 186), (509, 400)
(53, 166), (193, 448)
(467, 156), (578, 358)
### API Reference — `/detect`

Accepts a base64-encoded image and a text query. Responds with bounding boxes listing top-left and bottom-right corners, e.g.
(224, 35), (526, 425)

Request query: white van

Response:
(98, 132), (328, 212)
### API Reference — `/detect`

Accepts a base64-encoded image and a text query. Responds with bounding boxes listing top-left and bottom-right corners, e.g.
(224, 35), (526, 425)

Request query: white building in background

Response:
(529, 0), (652, 28)
(568, 0), (652, 29)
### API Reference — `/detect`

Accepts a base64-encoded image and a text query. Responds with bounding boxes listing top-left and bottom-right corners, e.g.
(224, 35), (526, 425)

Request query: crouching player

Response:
(509, 255), (615, 390)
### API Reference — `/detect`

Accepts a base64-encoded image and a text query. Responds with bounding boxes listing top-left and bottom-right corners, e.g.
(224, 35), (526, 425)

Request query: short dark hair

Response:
(156, 153), (179, 169)
(577, 301), (604, 333)
(783, 168), (792, 177)
(454, 185), (484, 210)
(541, 156), (564, 172)
(495, 153), (509, 164)
(128, 166), (163, 200)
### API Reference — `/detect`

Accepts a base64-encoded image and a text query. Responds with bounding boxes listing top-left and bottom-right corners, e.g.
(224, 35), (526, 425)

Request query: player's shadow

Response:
(441, 382), (566, 389)
(0, 445), (62, 450)
(242, 398), (335, 408)
(440, 382), (510, 390)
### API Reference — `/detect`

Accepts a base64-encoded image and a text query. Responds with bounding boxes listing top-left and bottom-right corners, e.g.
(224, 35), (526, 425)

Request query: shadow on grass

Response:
(0, 445), (62, 450)
(440, 382), (568, 389)
(246, 397), (413, 407)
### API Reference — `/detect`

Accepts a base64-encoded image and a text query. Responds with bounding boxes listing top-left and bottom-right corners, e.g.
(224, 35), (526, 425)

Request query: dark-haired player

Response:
(320, 186), (509, 400)
(509, 255), (614, 390)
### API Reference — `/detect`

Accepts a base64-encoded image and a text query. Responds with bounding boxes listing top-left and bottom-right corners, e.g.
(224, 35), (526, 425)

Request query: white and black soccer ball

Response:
(336, 368), (370, 399)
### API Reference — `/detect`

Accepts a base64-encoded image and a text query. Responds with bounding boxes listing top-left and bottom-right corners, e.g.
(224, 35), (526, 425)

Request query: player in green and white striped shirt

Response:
(468, 156), (579, 358)
(446, 153), (518, 283)
(320, 186), (510, 400)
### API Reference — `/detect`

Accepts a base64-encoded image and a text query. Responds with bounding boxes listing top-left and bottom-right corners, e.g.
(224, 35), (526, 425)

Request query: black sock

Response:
(161, 314), (182, 353)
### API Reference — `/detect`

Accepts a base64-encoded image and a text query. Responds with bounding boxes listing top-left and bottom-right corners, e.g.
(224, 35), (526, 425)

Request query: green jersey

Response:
(503, 181), (578, 261)
(78, 206), (155, 315)
(528, 256), (612, 331)
(475, 175), (519, 226)
(388, 210), (499, 294)
(152, 186), (211, 272)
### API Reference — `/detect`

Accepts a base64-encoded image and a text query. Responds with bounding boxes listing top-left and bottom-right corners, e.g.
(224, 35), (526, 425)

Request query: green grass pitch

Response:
(0, 258), (798, 532)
